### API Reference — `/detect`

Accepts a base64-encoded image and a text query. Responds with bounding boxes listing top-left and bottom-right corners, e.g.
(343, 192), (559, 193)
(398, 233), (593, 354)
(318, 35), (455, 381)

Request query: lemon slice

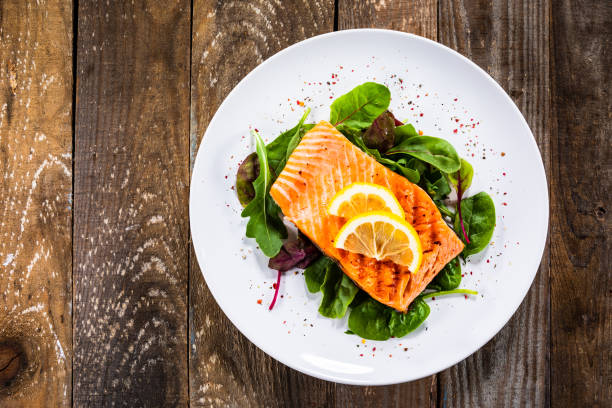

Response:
(327, 182), (404, 219)
(334, 211), (422, 271)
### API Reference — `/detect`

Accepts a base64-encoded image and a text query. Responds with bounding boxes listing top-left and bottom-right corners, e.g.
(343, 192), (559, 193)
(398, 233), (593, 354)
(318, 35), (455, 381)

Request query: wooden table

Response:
(1, 0), (609, 406)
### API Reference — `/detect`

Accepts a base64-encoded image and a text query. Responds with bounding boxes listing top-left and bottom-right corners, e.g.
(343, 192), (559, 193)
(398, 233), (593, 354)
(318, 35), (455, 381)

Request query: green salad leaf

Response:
(454, 191), (496, 256)
(387, 135), (461, 173)
(363, 111), (396, 152)
(267, 122), (315, 176)
(330, 82), (391, 129)
(241, 130), (287, 257)
(235, 152), (259, 206)
(319, 261), (359, 318)
(394, 123), (419, 144)
(419, 166), (451, 201)
(428, 257), (461, 291)
(304, 256), (333, 293)
(448, 158), (474, 191)
(348, 297), (430, 341)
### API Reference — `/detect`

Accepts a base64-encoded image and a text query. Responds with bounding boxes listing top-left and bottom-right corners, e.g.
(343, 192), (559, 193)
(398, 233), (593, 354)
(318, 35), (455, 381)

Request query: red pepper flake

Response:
(224, 175), (228, 179)
(283, 320), (286, 324)
(460, 124), (464, 128)
(486, 259), (490, 263)
(254, 128), (259, 132)
(372, 347), (376, 351)
(470, 118), (474, 121)
(404, 348), (408, 351)
(416, 95), (420, 98)
(389, 354), (392, 358)
(453, 98), (458, 101)
(501, 152), (506, 156)
(419, 113), (423, 117)
(425, 93), (429, 96)
(399, 78), (403, 83)
(455, 118), (459, 122)
(471, 153), (475, 157)
(502, 202), (508, 206)
(503, 192), (507, 195)
(257, 299), (262, 304)
(418, 130), (424, 136)
(296, 100), (304, 107)
(273, 283), (278, 289)
(472, 124), (476, 128)
(351, 69), (354, 72)
(453, 129), (458, 133)
(502, 172), (506, 176)
(464, 295), (468, 299)
(340, 65), (343, 69)
(329, 96), (333, 99)
(332, 81), (336, 85)
(360, 354), (364, 357)
(470, 271), (473, 275)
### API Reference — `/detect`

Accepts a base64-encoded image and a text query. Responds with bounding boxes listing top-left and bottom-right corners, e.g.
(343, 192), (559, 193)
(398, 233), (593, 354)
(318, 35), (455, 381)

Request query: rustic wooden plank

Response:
(189, 1), (335, 406)
(338, 0), (437, 39)
(549, 0), (611, 406)
(73, 1), (190, 406)
(333, 1), (439, 406)
(436, 0), (551, 406)
(0, 1), (72, 406)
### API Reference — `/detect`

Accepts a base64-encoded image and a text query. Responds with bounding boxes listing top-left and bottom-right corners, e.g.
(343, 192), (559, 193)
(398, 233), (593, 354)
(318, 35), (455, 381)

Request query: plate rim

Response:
(189, 28), (550, 385)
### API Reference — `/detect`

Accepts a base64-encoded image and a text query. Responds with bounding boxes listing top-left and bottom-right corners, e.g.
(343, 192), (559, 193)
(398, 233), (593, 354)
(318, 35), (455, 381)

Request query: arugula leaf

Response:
(454, 192), (496, 256)
(267, 123), (315, 176)
(388, 298), (430, 338)
(304, 256), (333, 293)
(387, 136), (461, 173)
(428, 257), (461, 291)
(394, 123), (419, 144)
(330, 82), (391, 129)
(241, 130), (287, 257)
(318, 261), (359, 318)
(347, 297), (430, 340)
(448, 158), (474, 191)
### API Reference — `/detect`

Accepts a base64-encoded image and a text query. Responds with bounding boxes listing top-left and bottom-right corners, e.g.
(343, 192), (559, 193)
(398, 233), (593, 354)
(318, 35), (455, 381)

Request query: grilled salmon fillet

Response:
(270, 121), (464, 312)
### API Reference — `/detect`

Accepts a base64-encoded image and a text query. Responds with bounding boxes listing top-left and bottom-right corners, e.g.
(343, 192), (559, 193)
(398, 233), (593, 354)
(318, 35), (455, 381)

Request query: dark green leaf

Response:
(428, 257), (461, 291)
(448, 158), (474, 191)
(363, 111), (396, 152)
(235, 152), (259, 206)
(420, 167), (451, 201)
(267, 123), (315, 176)
(387, 136), (461, 173)
(388, 298), (430, 337)
(454, 192), (496, 256)
(394, 123), (419, 144)
(318, 262), (359, 318)
(347, 298), (392, 341)
(304, 256), (333, 293)
(285, 108), (311, 162)
(241, 131), (287, 257)
(330, 82), (391, 129)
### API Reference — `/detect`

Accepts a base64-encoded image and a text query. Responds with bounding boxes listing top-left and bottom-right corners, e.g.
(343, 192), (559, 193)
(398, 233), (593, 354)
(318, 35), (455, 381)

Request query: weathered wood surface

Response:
(0, 1), (73, 407)
(0, 0), (609, 406)
(436, 0), (551, 406)
(549, 0), (611, 406)
(189, 1), (336, 406)
(73, 0), (191, 406)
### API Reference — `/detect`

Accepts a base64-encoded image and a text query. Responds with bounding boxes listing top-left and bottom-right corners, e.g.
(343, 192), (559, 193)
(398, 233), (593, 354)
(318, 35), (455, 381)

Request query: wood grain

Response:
(73, 1), (190, 406)
(0, 1), (72, 406)
(334, 1), (439, 406)
(436, 0), (551, 406)
(338, 0), (437, 39)
(550, 0), (611, 406)
(189, 1), (335, 406)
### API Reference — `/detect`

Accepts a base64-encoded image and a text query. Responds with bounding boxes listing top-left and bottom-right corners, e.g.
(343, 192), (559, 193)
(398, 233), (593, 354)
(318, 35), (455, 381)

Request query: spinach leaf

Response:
(330, 82), (391, 129)
(419, 166), (451, 201)
(318, 261), (359, 318)
(304, 256), (333, 293)
(454, 191), (496, 256)
(347, 298), (392, 340)
(268, 232), (320, 272)
(363, 111), (396, 152)
(267, 122), (315, 176)
(388, 298), (430, 338)
(348, 297), (430, 341)
(394, 123), (419, 144)
(448, 158), (474, 191)
(235, 152), (259, 206)
(428, 257), (461, 291)
(241, 131), (288, 257)
(387, 136), (461, 173)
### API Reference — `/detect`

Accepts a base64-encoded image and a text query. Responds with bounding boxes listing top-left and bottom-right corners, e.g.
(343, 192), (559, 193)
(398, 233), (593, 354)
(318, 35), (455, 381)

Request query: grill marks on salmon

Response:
(270, 121), (464, 312)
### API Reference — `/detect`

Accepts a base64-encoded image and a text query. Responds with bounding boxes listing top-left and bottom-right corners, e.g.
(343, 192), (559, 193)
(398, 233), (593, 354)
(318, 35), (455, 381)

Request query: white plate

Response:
(190, 29), (548, 385)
